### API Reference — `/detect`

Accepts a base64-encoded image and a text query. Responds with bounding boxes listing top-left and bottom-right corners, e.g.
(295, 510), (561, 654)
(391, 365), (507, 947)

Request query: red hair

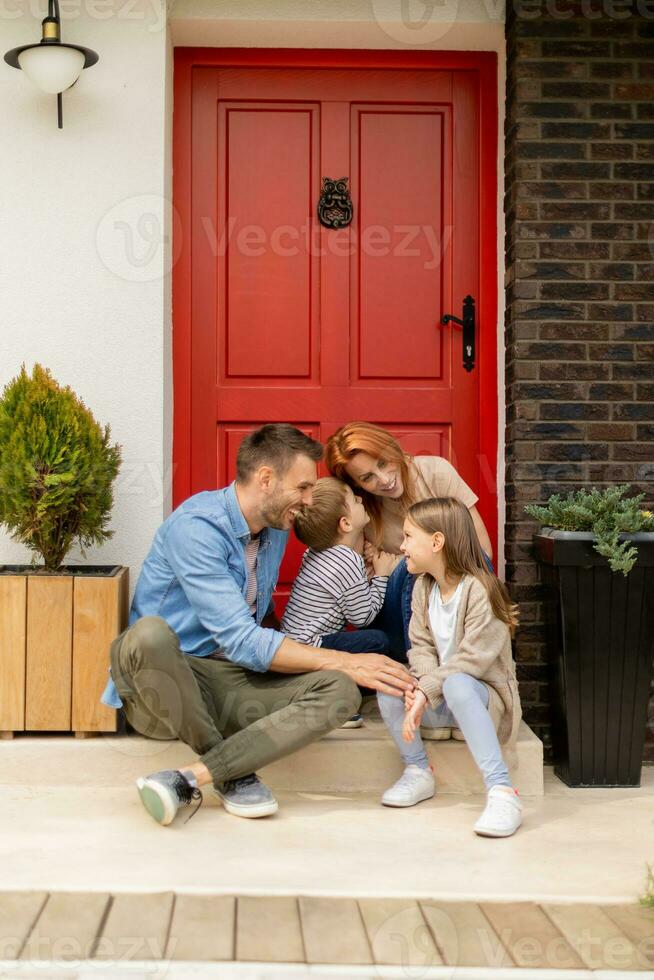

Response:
(324, 422), (416, 545)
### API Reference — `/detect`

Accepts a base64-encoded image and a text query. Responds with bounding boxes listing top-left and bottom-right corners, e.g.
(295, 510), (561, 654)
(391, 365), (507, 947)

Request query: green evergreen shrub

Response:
(526, 484), (654, 576)
(0, 364), (122, 572)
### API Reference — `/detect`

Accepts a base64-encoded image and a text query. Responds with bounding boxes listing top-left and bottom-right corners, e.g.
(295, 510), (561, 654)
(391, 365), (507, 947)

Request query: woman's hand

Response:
(402, 689), (427, 742)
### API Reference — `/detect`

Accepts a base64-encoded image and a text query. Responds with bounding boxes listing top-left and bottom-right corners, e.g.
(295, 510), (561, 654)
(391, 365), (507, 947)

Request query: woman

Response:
(324, 422), (493, 657)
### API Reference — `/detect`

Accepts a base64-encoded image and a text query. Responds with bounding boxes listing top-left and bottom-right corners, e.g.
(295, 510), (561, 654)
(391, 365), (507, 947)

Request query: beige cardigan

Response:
(408, 574), (522, 766)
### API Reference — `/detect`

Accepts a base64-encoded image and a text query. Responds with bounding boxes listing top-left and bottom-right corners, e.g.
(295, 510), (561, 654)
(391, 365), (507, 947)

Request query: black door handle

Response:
(441, 295), (476, 373)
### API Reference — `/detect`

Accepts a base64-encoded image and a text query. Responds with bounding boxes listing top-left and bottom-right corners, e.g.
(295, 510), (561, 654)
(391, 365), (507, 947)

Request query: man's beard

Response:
(260, 490), (292, 530)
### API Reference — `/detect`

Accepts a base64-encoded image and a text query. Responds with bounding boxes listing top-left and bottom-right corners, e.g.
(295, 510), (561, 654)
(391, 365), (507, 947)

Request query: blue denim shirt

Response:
(101, 482), (288, 709)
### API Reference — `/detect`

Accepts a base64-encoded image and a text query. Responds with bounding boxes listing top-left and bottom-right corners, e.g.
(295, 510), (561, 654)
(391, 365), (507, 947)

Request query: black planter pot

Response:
(534, 529), (654, 788)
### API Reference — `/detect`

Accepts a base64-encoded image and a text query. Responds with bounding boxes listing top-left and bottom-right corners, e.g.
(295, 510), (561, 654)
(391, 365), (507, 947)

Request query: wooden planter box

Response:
(0, 565), (128, 737)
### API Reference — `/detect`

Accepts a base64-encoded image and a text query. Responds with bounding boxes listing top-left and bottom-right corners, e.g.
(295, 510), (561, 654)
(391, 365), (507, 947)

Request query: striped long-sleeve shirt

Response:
(281, 545), (388, 646)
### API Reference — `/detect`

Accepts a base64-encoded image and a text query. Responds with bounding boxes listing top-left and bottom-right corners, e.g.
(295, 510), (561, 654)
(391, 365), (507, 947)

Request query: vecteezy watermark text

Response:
(0, 0), (166, 33)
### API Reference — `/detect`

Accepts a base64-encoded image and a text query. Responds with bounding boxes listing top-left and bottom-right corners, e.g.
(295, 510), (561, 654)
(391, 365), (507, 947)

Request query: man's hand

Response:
(403, 688), (427, 742)
(339, 653), (415, 698)
(271, 638), (415, 697)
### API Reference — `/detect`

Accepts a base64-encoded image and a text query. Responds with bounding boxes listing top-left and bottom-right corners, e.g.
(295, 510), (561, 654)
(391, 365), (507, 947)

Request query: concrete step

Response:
(0, 701), (544, 796)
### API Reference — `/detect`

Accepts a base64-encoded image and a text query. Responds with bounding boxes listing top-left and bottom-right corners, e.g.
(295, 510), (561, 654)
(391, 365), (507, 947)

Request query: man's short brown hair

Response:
(293, 477), (350, 550)
(236, 424), (323, 482)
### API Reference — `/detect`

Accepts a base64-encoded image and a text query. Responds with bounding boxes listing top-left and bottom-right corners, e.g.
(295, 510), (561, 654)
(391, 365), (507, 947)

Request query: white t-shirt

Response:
(428, 576), (466, 665)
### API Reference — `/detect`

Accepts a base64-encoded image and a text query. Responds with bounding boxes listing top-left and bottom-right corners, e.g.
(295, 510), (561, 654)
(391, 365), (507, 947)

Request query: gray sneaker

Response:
(341, 712), (364, 729)
(214, 773), (278, 818)
(136, 769), (203, 826)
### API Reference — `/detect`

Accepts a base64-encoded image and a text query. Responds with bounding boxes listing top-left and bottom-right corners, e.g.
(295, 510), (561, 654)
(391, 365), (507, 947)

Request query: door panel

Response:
(352, 105), (446, 382)
(219, 103), (320, 382)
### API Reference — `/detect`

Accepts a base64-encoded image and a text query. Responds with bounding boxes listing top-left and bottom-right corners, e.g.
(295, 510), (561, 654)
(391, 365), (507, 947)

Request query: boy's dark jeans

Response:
(110, 616), (361, 788)
(321, 628), (393, 656)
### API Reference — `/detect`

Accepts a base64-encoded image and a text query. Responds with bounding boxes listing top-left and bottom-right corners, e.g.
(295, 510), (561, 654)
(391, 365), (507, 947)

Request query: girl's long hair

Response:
(325, 422), (416, 545)
(408, 497), (519, 634)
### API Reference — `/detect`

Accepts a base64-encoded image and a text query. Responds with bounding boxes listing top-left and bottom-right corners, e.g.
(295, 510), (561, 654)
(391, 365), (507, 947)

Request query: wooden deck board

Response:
(0, 891), (651, 970)
(481, 901), (584, 970)
(359, 897), (443, 967)
(420, 900), (514, 969)
(543, 902), (641, 971)
(21, 892), (109, 962)
(94, 892), (174, 962)
(0, 892), (47, 960)
(602, 904), (654, 968)
(236, 896), (304, 962)
(166, 894), (235, 961)
(299, 896), (373, 965)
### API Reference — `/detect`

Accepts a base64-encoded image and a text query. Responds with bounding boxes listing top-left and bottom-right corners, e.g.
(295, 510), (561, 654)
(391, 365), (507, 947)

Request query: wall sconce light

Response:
(4, 0), (98, 129)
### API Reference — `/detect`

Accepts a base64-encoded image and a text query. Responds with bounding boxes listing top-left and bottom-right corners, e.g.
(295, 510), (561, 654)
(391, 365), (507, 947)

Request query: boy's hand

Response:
(363, 541), (378, 564)
(372, 550), (399, 577)
(363, 541), (376, 579)
(402, 689), (427, 742)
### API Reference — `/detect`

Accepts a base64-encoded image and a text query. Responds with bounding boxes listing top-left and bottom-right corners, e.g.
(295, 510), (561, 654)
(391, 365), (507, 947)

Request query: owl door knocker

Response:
(317, 177), (353, 229)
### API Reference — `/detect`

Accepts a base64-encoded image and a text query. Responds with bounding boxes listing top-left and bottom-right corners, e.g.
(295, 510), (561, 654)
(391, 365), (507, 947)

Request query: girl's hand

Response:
(404, 688), (417, 710)
(402, 689), (427, 742)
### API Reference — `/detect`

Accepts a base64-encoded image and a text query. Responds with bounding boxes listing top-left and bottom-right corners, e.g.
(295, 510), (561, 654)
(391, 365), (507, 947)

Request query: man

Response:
(102, 424), (413, 826)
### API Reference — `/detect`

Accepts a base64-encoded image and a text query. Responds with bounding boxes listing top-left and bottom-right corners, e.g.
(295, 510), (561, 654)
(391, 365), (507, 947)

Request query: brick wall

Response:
(504, 3), (654, 761)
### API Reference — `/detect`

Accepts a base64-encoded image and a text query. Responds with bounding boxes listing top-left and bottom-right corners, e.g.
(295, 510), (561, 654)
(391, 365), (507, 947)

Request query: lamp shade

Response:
(17, 43), (85, 93)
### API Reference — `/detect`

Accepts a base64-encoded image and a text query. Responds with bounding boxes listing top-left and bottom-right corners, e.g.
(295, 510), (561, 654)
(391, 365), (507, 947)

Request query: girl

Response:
(377, 497), (523, 838)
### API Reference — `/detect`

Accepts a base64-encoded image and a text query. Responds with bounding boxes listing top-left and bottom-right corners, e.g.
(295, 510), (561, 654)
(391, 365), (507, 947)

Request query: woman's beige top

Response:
(365, 455), (478, 554)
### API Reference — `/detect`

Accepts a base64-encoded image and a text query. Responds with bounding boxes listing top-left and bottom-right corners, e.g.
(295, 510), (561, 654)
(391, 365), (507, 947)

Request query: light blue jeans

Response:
(377, 672), (511, 790)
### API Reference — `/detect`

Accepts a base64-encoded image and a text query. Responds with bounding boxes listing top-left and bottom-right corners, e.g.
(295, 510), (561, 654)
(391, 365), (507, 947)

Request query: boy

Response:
(282, 477), (396, 726)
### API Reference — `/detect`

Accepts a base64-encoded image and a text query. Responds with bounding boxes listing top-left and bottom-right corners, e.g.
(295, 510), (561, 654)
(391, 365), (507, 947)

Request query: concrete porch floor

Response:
(0, 736), (652, 904)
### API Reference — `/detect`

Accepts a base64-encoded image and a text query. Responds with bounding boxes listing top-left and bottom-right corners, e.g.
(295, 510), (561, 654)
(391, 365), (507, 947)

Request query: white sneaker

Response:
(420, 726), (451, 740)
(474, 785), (523, 837)
(381, 765), (435, 808)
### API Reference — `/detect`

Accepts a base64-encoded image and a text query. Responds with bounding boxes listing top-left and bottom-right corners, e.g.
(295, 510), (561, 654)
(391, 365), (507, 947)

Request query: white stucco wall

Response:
(0, 0), (506, 589)
(0, 0), (172, 587)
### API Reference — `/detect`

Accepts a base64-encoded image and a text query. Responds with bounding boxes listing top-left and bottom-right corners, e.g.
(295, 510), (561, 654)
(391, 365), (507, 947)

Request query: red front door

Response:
(174, 50), (498, 600)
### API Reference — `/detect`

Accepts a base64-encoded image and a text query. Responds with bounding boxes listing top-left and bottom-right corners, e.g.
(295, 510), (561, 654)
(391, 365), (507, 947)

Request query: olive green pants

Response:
(109, 616), (361, 787)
